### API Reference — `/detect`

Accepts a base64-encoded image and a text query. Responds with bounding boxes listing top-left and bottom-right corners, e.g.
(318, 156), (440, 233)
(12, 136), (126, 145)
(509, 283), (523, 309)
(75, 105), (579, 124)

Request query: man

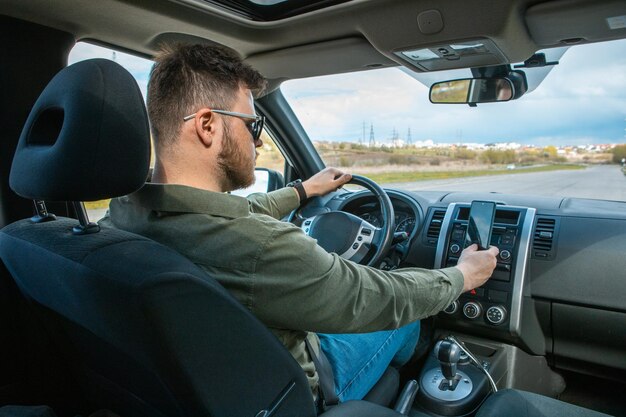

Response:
(101, 43), (499, 403)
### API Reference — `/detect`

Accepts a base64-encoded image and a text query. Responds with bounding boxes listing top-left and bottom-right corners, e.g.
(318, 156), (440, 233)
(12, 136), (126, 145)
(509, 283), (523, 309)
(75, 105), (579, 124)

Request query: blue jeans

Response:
(317, 321), (421, 402)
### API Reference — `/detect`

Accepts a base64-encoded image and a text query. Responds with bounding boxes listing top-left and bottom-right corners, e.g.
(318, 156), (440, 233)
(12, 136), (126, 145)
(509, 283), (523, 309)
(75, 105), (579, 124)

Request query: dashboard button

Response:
(443, 300), (459, 314)
(500, 250), (511, 260)
(476, 288), (485, 297)
(488, 290), (507, 303)
(450, 244), (461, 254)
(491, 271), (510, 282)
(463, 301), (482, 319)
(486, 306), (507, 325)
(468, 288), (485, 297)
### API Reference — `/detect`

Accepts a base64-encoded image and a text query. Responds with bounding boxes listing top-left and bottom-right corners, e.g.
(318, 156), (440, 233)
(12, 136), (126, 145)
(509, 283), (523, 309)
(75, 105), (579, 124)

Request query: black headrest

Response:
(10, 59), (151, 202)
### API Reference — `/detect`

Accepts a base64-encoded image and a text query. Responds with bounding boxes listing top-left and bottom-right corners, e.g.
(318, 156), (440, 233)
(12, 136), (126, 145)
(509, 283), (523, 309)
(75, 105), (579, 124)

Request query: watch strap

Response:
(287, 179), (308, 203)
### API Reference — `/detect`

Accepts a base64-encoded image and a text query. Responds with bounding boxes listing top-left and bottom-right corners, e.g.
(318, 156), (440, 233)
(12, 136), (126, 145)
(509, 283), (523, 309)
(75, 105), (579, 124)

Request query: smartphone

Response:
(466, 201), (496, 250)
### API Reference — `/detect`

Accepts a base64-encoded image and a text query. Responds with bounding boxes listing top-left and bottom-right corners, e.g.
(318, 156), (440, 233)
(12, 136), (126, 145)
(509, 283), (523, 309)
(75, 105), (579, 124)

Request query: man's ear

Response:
(194, 109), (217, 147)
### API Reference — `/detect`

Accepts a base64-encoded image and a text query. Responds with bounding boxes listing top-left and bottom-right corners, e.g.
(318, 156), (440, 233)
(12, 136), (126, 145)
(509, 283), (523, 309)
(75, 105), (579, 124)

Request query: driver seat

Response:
(0, 59), (403, 417)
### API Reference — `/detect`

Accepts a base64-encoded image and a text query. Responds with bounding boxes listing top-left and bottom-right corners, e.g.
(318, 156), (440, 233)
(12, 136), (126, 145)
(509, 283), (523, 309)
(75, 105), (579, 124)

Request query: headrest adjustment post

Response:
(31, 200), (57, 223)
(72, 201), (100, 235)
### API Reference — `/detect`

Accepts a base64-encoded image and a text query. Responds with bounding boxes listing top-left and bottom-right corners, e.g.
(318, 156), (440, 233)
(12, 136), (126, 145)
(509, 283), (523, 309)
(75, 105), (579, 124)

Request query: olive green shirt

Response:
(100, 183), (464, 393)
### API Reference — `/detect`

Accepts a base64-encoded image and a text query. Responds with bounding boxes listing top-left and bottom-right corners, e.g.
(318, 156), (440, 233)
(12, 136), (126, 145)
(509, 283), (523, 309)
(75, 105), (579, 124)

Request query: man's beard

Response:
(217, 121), (256, 191)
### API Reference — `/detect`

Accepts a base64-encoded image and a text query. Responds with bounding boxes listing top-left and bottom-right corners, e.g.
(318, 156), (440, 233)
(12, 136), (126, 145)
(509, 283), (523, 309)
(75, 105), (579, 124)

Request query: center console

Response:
(434, 203), (536, 337)
(413, 203), (566, 416)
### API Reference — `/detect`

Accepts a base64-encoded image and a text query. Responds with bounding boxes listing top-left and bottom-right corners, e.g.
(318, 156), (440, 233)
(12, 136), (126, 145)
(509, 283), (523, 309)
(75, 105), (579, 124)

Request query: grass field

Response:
(84, 163), (585, 210)
(363, 164), (585, 184)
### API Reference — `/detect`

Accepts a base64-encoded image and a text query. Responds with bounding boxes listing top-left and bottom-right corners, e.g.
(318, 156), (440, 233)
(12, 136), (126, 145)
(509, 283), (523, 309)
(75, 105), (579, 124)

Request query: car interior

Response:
(0, 0), (625, 416)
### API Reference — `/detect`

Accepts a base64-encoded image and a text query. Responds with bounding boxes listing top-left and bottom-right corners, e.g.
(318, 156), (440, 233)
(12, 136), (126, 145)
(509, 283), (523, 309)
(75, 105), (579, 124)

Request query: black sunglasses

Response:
(183, 109), (265, 141)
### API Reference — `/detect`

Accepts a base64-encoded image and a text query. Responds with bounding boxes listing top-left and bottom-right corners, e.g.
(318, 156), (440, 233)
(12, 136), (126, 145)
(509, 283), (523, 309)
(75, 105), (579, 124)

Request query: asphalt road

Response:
(87, 165), (626, 221)
(388, 165), (626, 201)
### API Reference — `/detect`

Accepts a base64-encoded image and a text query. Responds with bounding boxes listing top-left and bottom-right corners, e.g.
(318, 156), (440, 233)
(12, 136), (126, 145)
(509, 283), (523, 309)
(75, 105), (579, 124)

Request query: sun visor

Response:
(526, 0), (626, 47)
(247, 37), (396, 81)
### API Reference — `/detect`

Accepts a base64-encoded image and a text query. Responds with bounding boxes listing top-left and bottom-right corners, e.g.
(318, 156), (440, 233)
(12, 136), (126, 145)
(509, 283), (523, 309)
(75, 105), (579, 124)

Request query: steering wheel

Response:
(293, 174), (395, 267)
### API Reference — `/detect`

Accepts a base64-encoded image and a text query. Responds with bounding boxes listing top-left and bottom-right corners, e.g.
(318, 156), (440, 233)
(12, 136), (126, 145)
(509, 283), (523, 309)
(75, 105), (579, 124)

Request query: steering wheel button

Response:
(357, 236), (363, 241)
(304, 220), (311, 225)
(352, 243), (359, 249)
(361, 228), (372, 236)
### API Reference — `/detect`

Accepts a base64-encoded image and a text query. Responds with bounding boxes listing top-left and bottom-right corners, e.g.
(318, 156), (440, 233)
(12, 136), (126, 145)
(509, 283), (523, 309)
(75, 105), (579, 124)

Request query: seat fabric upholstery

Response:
(0, 218), (316, 417)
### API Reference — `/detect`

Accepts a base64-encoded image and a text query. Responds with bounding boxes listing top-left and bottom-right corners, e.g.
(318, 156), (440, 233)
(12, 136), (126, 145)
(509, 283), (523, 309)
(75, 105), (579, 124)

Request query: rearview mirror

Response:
(430, 78), (514, 104)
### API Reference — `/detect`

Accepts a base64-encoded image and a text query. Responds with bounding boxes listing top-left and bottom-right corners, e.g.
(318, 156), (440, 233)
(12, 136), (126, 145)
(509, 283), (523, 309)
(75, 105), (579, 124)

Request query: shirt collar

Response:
(130, 183), (251, 219)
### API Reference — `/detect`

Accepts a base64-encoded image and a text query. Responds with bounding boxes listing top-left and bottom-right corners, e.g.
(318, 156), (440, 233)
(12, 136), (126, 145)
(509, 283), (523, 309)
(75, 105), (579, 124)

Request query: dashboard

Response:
(350, 205), (417, 235)
(325, 190), (424, 243)
(312, 187), (626, 380)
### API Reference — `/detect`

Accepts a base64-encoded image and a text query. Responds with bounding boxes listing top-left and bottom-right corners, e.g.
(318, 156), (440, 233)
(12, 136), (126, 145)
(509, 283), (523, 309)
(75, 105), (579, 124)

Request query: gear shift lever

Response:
(434, 339), (461, 389)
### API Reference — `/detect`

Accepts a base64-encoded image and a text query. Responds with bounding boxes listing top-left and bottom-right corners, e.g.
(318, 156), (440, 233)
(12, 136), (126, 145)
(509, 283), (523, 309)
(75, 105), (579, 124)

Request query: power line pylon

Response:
(360, 121), (365, 145)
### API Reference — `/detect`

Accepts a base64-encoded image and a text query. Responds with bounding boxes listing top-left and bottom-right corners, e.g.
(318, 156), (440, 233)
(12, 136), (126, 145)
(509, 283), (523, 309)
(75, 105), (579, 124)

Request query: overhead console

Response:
(395, 38), (508, 72)
(434, 203), (535, 338)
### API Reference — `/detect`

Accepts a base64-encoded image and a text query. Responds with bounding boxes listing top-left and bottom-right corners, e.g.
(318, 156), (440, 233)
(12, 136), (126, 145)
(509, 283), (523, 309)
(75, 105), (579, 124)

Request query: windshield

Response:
(281, 39), (626, 202)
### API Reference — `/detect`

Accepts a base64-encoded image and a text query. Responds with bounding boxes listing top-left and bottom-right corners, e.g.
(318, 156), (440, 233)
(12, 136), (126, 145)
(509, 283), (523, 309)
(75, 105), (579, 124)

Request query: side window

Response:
(69, 42), (287, 208)
(257, 130), (286, 174)
(231, 129), (287, 197)
(68, 42), (153, 220)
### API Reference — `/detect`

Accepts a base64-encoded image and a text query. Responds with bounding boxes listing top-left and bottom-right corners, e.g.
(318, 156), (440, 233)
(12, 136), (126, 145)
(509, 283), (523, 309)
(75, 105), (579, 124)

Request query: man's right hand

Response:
(302, 167), (351, 198)
(455, 244), (499, 292)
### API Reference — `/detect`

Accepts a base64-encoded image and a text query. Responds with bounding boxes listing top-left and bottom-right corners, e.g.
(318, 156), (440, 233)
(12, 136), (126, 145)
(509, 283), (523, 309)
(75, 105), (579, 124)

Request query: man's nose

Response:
(254, 138), (263, 148)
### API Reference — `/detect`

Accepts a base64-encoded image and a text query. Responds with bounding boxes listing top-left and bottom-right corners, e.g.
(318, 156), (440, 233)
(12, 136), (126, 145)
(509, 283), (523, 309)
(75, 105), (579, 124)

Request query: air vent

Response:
(426, 209), (446, 245)
(532, 217), (558, 260)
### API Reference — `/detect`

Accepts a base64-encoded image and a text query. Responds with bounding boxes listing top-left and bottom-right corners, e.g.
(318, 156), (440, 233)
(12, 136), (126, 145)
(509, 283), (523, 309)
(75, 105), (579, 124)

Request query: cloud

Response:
(283, 39), (626, 145)
(67, 38), (626, 146)
(68, 42), (152, 100)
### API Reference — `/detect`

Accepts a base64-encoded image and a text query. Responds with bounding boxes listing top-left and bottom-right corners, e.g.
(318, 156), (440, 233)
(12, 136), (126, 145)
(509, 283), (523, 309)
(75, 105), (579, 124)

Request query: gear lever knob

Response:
(434, 339), (461, 381)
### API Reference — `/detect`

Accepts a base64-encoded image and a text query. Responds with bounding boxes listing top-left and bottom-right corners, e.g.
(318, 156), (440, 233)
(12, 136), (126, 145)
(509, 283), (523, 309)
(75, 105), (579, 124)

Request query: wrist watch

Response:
(286, 179), (308, 203)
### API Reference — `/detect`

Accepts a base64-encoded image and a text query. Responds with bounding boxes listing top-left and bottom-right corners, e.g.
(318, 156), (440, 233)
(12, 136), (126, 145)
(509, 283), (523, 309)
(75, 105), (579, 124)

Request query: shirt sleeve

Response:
(251, 220), (465, 334)
(247, 187), (300, 219)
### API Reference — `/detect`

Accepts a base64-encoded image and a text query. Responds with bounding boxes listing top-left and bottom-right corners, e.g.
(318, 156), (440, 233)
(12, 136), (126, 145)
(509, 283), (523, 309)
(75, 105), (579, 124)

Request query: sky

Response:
(69, 38), (626, 147)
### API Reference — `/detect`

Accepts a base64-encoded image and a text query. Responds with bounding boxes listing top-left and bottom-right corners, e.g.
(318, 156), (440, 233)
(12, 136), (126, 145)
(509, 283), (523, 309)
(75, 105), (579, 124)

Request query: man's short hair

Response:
(147, 43), (266, 150)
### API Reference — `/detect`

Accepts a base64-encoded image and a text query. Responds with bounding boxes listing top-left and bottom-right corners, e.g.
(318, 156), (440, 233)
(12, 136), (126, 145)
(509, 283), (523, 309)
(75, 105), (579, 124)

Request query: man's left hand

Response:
(302, 167), (352, 198)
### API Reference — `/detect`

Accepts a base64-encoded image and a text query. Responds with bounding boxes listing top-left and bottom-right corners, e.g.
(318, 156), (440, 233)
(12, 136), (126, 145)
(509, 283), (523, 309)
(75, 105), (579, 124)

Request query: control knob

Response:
(450, 244), (461, 255)
(463, 301), (482, 320)
(443, 300), (459, 315)
(500, 250), (511, 261)
(486, 306), (507, 325)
